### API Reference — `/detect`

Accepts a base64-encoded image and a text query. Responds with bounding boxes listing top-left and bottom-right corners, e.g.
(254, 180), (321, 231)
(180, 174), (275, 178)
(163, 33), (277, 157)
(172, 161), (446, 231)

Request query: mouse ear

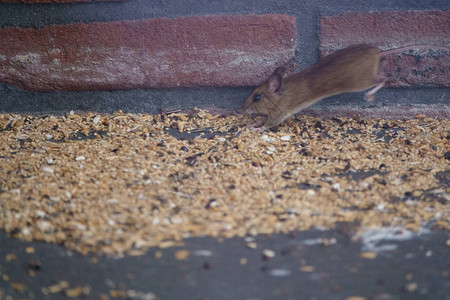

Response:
(273, 66), (288, 77)
(268, 72), (282, 94)
(267, 66), (287, 93)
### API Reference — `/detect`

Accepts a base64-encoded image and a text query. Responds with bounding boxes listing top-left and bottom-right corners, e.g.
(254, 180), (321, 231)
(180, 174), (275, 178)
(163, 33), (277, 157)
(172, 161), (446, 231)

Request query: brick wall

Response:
(0, 15), (296, 91)
(320, 11), (449, 87)
(0, 0), (448, 116)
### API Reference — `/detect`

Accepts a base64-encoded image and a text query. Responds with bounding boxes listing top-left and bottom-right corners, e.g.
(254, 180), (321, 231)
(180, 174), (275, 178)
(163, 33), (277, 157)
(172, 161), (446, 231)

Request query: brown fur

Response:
(242, 44), (449, 131)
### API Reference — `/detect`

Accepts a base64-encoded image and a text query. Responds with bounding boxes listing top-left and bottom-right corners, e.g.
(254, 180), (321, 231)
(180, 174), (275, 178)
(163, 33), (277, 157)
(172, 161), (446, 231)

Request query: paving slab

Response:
(1, 229), (449, 300)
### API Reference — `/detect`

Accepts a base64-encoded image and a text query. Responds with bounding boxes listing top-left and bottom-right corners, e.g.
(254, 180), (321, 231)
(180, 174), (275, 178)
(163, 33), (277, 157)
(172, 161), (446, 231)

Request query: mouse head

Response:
(241, 67), (288, 115)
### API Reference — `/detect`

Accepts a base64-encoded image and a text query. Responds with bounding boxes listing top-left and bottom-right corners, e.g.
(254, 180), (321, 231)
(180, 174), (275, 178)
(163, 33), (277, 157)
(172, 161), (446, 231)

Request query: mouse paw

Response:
(251, 127), (267, 133)
(248, 124), (267, 132)
(364, 94), (375, 101)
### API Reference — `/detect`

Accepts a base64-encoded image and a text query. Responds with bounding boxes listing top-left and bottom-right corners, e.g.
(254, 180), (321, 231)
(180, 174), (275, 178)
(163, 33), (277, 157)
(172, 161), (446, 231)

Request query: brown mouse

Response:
(241, 44), (450, 131)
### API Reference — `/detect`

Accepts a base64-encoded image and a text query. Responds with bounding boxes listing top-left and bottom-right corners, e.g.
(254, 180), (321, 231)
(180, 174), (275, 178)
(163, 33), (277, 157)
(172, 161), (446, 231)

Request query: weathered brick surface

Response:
(0, 15), (296, 91)
(320, 10), (450, 87)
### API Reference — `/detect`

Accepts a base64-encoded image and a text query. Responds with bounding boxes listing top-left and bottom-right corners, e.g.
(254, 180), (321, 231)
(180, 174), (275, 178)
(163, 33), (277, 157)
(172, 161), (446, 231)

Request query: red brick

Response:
(320, 10), (449, 87)
(0, 15), (296, 91)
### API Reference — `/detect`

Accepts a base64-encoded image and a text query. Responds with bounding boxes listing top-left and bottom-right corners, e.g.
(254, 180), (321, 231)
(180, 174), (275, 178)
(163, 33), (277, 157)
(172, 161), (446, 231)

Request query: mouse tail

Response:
(380, 44), (450, 56)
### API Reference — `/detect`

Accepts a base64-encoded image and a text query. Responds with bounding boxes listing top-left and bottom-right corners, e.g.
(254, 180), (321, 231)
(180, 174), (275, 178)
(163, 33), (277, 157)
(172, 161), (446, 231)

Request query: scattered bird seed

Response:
(262, 249), (276, 259)
(0, 111), (448, 256)
(75, 155), (86, 161)
(269, 268), (291, 277)
(174, 250), (190, 260)
(360, 252), (377, 259)
(299, 265), (315, 272)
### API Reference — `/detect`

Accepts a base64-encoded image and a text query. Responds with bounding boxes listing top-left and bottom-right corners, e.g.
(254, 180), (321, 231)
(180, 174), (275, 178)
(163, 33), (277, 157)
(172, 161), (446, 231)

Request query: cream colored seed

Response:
(0, 112), (448, 256)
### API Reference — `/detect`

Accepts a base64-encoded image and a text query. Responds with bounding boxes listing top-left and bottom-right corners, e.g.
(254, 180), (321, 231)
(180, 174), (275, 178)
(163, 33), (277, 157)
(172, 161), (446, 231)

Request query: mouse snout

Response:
(235, 106), (246, 114)
(239, 99), (252, 113)
(241, 103), (256, 114)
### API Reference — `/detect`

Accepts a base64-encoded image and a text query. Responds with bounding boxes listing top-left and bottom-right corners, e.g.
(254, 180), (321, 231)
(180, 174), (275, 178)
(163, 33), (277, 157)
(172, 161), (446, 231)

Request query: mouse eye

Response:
(253, 94), (262, 102)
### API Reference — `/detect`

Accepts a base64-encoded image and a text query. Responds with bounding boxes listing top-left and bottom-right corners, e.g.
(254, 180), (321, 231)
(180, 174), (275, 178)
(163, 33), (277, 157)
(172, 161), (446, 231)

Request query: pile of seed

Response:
(0, 110), (448, 256)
